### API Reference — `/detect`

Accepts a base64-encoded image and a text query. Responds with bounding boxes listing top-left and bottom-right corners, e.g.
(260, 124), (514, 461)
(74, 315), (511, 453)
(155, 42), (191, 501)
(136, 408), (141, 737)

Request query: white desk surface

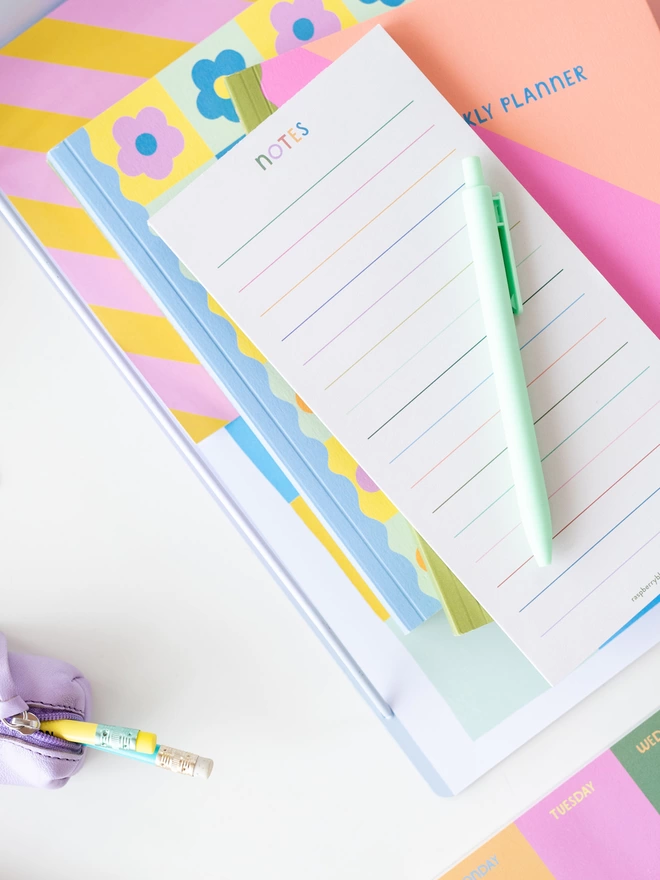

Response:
(2, 6), (660, 879)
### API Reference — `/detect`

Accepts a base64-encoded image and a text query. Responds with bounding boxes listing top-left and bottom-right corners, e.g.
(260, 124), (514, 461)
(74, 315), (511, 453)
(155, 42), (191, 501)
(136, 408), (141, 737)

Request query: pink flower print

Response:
(112, 107), (184, 180)
(270, 0), (341, 54)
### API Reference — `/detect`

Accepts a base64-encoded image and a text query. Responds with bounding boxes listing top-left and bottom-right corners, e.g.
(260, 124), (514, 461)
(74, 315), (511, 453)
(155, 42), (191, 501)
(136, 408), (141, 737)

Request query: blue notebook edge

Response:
(47, 129), (442, 631)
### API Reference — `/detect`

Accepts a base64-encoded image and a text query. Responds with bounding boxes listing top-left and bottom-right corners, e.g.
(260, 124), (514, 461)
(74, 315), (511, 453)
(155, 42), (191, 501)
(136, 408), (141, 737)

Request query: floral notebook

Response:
(47, 0), (451, 633)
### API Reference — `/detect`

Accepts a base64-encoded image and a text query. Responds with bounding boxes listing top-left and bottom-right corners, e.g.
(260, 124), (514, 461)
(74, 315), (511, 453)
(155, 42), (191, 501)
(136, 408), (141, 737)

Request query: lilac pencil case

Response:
(0, 633), (92, 788)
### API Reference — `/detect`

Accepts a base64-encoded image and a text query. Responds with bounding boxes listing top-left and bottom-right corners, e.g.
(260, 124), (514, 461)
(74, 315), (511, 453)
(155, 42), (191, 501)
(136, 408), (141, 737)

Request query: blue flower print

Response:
(360, 0), (406, 6)
(192, 49), (246, 122)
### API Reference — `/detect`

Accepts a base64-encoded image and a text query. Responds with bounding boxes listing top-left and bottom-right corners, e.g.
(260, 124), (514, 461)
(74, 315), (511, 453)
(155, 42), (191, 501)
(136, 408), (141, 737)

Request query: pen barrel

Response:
(463, 182), (552, 564)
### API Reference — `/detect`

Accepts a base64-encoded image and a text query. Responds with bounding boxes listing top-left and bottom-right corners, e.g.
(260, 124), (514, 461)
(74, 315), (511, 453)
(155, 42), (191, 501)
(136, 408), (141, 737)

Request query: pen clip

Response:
(493, 193), (523, 316)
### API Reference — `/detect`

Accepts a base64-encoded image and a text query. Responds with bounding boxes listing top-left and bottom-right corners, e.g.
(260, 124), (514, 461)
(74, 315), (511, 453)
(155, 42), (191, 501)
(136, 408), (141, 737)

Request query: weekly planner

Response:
(151, 28), (660, 683)
(438, 707), (660, 878)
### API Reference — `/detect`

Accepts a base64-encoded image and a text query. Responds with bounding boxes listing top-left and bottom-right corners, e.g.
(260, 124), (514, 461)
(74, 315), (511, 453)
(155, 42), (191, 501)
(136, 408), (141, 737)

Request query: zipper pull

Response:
(2, 710), (41, 736)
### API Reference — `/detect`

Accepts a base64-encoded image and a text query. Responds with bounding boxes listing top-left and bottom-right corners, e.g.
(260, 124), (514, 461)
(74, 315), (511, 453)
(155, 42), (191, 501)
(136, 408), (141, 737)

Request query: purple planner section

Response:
(515, 749), (660, 880)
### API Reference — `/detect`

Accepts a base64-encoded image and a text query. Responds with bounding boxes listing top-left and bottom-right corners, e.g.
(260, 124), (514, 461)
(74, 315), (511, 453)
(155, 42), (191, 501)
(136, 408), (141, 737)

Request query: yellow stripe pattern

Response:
(0, 19), (193, 78)
(290, 497), (389, 621)
(9, 197), (117, 258)
(0, 104), (88, 152)
(171, 410), (229, 443)
(207, 295), (267, 363)
(91, 306), (200, 363)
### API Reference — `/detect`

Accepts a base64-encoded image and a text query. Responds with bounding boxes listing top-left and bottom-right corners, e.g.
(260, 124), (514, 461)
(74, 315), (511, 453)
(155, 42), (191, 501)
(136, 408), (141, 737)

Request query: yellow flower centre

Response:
(213, 76), (230, 99)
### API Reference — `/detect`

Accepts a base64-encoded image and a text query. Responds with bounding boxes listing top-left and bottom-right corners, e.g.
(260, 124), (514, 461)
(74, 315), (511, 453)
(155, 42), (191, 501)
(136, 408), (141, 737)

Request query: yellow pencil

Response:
(40, 719), (157, 754)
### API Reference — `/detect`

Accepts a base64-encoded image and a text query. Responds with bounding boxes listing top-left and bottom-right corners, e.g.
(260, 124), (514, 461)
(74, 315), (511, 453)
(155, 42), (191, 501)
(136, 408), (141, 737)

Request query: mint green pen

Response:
(462, 156), (552, 566)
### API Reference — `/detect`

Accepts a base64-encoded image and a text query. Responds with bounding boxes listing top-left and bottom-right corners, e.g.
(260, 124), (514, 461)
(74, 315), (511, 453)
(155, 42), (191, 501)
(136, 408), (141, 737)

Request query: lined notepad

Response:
(151, 28), (660, 682)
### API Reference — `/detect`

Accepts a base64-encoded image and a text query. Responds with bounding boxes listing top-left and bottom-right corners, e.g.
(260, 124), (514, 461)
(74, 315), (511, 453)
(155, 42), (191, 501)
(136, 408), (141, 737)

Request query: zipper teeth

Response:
(36, 711), (83, 721)
(33, 708), (85, 752)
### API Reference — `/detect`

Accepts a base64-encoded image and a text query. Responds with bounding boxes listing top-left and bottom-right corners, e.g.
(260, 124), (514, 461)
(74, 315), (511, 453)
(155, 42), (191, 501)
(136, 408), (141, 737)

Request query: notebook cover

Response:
(1, 0), (444, 632)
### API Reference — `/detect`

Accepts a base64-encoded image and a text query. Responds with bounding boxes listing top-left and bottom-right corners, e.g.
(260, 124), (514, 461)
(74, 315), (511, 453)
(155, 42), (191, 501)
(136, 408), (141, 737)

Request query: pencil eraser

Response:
(193, 757), (213, 779)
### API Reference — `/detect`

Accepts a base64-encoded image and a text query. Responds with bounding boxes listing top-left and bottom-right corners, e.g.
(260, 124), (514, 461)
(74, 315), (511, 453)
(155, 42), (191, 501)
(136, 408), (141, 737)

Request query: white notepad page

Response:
(151, 28), (660, 683)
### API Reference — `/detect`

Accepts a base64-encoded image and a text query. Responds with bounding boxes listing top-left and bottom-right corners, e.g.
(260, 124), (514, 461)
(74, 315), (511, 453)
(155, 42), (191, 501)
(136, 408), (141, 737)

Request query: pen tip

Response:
(534, 544), (552, 568)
